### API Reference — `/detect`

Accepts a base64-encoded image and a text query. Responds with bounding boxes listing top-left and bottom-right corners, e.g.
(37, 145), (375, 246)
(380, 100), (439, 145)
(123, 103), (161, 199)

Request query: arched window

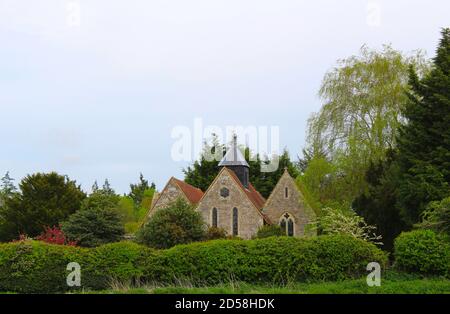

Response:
(279, 213), (294, 237)
(212, 208), (218, 228)
(280, 219), (286, 234)
(287, 219), (294, 236)
(285, 187), (289, 198)
(232, 207), (238, 236)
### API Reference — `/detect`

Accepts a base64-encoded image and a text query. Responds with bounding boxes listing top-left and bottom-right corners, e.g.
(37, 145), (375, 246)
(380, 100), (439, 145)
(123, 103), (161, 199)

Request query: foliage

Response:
(419, 197), (450, 237)
(137, 198), (206, 249)
(0, 240), (86, 293)
(183, 135), (223, 192)
(394, 230), (450, 277)
(205, 227), (228, 240)
(395, 30), (450, 225)
(0, 172), (86, 241)
(140, 235), (388, 285)
(81, 242), (157, 289)
(305, 45), (429, 206)
(116, 196), (135, 224)
(255, 225), (284, 238)
(35, 225), (77, 246)
(129, 173), (155, 207)
(0, 172), (17, 197)
(62, 192), (125, 247)
(312, 207), (382, 245)
(353, 151), (408, 251)
(0, 235), (387, 293)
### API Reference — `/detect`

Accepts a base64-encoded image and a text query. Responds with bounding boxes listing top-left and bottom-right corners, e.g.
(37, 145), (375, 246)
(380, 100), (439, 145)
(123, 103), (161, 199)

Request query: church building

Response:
(147, 136), (315, 239)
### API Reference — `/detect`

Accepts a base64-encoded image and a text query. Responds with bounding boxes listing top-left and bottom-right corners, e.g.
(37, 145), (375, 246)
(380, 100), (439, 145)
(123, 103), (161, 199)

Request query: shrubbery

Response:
(394, 230), (450, 277)
(137, 199), (206, 249)
(0, 235), (387, 293)
(255, 225), (284, 238)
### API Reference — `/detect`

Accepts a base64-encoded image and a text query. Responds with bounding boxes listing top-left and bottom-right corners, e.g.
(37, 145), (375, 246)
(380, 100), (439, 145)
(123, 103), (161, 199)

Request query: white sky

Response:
(0, 0), (448, 193)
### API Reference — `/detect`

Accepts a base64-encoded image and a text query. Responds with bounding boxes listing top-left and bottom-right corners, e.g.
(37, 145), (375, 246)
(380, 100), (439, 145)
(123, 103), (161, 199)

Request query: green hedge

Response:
(394, 230), (450, 277)
(0, 235), (387, 293)
(152, 236), (388, 285)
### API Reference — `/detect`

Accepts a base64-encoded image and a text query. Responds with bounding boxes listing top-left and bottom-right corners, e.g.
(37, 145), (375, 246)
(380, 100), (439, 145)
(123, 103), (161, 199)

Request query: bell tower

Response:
(218, 135), (250, 188)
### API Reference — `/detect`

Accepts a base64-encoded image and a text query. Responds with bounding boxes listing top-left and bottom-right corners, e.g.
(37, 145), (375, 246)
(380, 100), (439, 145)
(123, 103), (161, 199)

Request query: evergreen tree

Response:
(129, 173), (155, 206)
(353, 150), (408, 251)
(91, 180), (99, 193)
(0, 172), (17, 196)
(0, 172), (86, 240)
(101, 178), (116, 196)
(183, 135), (224, 192)
(396, 28), (450, 225)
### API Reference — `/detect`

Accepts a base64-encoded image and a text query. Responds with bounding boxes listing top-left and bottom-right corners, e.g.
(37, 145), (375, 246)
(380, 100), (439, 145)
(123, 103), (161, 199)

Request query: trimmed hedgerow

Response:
(0, 240), (86, 293)
(152, 236), (388, 285)
(394, 230), (450, 277)
(0, 235), (388, 293)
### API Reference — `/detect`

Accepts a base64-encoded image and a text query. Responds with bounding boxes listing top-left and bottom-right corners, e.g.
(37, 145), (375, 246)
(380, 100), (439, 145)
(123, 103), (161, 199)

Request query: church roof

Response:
(225, 168), (268, 218)
(172, 178), (204, 204)
(218, 136), (249, 168)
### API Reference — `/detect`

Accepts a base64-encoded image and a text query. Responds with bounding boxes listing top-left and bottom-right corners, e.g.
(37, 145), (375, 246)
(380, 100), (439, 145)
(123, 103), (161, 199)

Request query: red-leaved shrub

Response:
(35, 225), (77, 246)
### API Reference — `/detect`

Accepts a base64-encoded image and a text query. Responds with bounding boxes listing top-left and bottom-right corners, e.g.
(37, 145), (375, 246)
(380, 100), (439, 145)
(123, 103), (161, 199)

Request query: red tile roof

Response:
(225, 168), (270, 223)
(172, 178), (204, 204)
(224, 168), (265, 207)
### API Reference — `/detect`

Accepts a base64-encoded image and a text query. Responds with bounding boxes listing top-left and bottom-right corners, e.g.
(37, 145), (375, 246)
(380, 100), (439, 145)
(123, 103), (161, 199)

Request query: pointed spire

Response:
(218, 135), (249, 168)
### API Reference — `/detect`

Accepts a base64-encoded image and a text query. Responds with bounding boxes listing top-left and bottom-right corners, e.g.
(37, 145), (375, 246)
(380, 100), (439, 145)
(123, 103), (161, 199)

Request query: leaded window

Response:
(279, 213), (294, 237)
(232, 207), (238, 236)
(212, 208), (218, 228)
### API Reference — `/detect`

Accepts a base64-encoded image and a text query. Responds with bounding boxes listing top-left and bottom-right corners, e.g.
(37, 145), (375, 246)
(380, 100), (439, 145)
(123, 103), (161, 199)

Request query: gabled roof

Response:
(218, 135), (249, 168)
(226, 168), (265, 210)
(171, 178), (204, 204)
(198, 167), (270, 224)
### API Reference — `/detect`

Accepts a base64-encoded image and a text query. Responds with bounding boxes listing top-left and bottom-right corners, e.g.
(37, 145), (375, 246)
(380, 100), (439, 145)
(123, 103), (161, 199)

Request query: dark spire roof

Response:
(218, 135), (249, 168)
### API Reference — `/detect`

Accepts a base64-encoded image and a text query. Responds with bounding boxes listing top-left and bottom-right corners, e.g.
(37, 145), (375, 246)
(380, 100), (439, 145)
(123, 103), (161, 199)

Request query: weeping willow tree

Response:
(304, 45), (429, 207)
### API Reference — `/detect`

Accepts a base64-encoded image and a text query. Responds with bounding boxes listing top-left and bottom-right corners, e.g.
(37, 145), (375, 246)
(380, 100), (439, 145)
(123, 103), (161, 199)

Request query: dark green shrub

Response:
(62, 207), (125, 247)
(81, 242), (157, 289)
(137, 198), (206, 249)
(255, 225), (284, 238)
(0, 240), (87, 293)
(394, 230), (450, 276)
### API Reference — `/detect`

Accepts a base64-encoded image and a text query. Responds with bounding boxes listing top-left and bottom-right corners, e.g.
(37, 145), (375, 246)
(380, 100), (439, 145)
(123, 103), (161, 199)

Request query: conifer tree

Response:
(396, 28), (450, 225)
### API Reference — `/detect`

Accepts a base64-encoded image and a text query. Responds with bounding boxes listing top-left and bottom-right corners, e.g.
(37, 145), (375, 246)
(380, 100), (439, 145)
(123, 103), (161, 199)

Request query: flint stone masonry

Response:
(263, 170), (316, 237)
(148, 178), (188, 217)
(197, 169), (264, 239)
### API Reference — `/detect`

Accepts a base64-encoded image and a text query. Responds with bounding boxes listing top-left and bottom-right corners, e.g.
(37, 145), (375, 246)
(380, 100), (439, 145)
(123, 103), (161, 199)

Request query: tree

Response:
(101, 179), (115, 196)
(0, 172), (17, 197)
(396, 28), (450, 225)
(137, 198), (206, 249)
(129, 173), (155, 207)
(61, 206), (124, 247)
(419, 197), (450, 237)
(184, 135), (223, 192)
(306, 45), (428, 204)
(353, 150), (408, 251)
(0, 172), (86, 240)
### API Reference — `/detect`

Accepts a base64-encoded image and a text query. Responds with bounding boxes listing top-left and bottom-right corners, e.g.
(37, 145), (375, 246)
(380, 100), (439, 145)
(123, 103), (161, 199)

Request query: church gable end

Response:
(197, 168), (265, 239)
(264, 170), (316, 237)
(147, 177), (192, 218)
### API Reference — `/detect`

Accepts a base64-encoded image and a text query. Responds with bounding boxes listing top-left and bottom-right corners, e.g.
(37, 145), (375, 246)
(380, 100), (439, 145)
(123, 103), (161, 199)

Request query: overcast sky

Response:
(0, 0), (448, 193)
